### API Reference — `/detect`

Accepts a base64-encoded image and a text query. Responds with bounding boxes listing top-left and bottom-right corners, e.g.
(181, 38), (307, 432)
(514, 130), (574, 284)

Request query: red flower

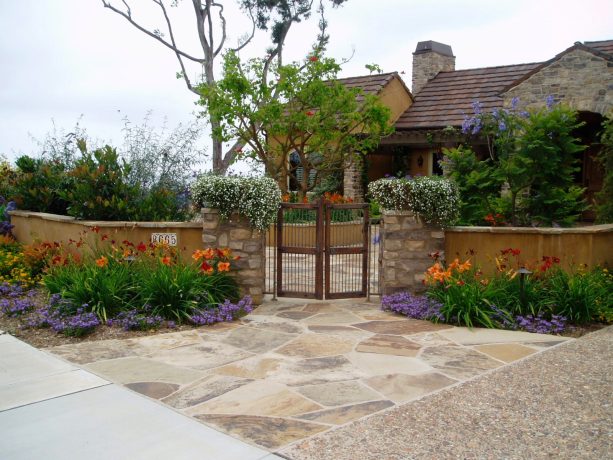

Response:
(136, 242), (147, 252)
(308, 56), (318, 62)
(101, 234), (109, 241)
(305, 110), (315, 117)
(91, 226), (100, 233)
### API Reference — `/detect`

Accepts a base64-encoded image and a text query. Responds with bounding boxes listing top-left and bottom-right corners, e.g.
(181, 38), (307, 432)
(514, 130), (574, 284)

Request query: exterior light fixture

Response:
(517, 267), (532, 308)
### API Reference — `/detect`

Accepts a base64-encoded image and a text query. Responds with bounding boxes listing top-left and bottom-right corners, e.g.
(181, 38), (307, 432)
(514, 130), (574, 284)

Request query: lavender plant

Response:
(109, 304), (165, 331)
(381, 292), (443, 321)
(190, 296), (253, 326)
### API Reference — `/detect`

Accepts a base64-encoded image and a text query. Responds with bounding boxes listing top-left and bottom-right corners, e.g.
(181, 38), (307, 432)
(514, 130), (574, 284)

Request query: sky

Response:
(1, 0), (612, 170)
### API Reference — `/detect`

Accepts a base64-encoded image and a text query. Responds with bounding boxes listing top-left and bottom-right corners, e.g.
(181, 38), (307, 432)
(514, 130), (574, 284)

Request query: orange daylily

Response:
(95, 256), (108, 268)
(160, 256), (172, 266)
(217, 262), (230, 272)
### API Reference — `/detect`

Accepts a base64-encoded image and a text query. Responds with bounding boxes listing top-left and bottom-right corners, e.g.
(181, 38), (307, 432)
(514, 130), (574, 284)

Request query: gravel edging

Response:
(281, 326), (613, 460)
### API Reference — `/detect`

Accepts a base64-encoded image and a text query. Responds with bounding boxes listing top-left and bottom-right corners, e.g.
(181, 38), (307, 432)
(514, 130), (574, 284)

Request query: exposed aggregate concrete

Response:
(282, 326), (613, 460)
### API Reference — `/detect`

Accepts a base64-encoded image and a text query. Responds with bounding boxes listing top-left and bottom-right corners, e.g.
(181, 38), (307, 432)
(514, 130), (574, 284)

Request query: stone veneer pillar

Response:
(202, 208), (265, 305)
(343, 157), (364, 202)
(380, 210), (445, 295)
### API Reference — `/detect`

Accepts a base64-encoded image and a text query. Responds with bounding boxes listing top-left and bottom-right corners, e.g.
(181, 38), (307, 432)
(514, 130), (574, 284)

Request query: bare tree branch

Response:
(153, 0), (199, 95)
(212, 3), (227, 57)
(101, 0), (204, 63)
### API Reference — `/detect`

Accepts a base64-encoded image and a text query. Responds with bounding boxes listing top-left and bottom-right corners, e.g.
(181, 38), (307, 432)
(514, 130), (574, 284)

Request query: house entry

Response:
(275, 201), (369, 299)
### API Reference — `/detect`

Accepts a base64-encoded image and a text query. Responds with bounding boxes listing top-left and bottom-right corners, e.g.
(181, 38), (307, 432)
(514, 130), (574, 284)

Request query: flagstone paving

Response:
(45, 298), (570, 454)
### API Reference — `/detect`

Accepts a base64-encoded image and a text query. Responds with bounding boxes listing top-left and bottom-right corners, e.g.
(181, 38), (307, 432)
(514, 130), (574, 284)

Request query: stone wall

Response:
(380, 211), (444, 295)
(503, 48), (613, 115)
(202, 208), (265, 305)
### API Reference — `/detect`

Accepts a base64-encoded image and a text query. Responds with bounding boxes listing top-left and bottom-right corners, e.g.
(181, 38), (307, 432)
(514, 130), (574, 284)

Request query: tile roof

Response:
(336, 72), (399, 96)
(395, 63), (541, 129)
(584, 39), (613, 56)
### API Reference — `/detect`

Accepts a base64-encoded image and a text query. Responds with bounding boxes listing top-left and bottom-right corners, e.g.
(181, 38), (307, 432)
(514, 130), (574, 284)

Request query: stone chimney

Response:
(412, 40), (455, 95)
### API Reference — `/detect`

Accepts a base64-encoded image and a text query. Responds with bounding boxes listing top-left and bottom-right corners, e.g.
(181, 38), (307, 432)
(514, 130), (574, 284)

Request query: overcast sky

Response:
(1, 0), (612, 169)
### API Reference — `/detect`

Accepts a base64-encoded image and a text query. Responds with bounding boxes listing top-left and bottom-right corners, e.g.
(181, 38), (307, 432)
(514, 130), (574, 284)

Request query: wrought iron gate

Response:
(275, 201), (369, 299)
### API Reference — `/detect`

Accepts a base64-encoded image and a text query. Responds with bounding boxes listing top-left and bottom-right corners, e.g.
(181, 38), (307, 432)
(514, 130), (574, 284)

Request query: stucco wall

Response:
(445, 225), (613, 274)
(503, 48), (613, 115)
(9, 211), (203, 258)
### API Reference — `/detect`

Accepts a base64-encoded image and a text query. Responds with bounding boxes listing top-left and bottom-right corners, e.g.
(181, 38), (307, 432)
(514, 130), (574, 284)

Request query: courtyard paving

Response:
(46, 298), (570, 453)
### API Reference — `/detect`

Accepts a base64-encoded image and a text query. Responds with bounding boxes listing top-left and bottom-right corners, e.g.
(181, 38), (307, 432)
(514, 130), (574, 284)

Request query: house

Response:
(342, 39), (613, 216)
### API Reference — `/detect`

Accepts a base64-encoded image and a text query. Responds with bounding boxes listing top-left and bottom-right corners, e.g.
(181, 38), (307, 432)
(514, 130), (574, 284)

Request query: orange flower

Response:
(458, 259), (472, 273)
(217, 262), (230, 272)
(95, 256), (108, 268)
(200, 261), (214, 274)
(160, 256), (172, 266)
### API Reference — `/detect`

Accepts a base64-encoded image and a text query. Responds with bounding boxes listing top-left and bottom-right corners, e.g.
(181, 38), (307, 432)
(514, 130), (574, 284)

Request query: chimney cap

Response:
(414, 40), (454, 57)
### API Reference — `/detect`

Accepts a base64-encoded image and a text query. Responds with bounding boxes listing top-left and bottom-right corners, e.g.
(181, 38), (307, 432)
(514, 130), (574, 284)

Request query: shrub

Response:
(0, 198), (16, 237)
(60, 142), (141, 220)
(0, 238), (37, 287)
(446, 99), (587, 226)
(596, 114), (613, 223)
(10, 155), (71, 214)
(192, 175), (281, 231)
(368, 176), (459, 227)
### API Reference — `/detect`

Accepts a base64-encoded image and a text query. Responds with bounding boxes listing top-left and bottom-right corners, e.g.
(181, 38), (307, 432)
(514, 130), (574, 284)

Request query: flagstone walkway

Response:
(46, 298), (570, 453)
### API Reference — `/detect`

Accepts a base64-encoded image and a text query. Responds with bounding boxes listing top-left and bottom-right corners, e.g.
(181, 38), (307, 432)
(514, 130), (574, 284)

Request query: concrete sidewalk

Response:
(0, 331), (279, 460)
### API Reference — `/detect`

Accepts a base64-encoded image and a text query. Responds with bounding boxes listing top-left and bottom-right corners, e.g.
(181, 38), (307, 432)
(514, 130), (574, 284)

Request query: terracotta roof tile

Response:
(335, 72), (399, 96)
(396, 63), (541, 129)
(584, 40), (613, 56)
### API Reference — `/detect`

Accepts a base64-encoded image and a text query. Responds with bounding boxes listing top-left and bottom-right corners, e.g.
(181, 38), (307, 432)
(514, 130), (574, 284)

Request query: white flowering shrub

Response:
(368, 176), (459, 227)
(191, 175), (281, 231)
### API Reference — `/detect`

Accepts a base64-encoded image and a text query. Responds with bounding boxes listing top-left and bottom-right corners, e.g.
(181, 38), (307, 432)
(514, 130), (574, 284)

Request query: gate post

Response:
(202, 208), (265, 305)
(380, 210), (444, 295)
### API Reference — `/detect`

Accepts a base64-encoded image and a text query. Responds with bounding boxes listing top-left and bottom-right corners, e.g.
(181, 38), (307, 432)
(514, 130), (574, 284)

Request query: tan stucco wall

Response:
(503, 48), (613, 115)
(445, 225), (613, 274)
(378, 77), (413, 123)
(9, 211), (204, 258)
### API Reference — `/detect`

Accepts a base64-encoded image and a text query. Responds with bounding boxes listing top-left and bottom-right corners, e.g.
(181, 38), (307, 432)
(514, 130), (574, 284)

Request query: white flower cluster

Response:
(191, 175), (282, 231)
(368, 176), (459, 227)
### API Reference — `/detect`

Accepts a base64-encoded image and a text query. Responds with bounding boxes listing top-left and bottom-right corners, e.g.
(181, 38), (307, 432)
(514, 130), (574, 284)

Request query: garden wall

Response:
(9, 211), (203, 258)
(445, 225), (613, 272)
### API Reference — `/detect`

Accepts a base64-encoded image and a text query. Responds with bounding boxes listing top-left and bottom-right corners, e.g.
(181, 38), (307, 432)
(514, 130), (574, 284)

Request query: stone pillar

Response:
(202, 208), (265, 305)
(343, 157), (364, 202)
(380, 210), (445, 295)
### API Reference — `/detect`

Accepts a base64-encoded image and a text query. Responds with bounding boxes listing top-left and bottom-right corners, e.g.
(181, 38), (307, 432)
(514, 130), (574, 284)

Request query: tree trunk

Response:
(511, 191), (518, 226)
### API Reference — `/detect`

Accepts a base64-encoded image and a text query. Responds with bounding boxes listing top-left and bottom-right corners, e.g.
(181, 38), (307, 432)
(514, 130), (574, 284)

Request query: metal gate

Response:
(275, 201), (369, 299)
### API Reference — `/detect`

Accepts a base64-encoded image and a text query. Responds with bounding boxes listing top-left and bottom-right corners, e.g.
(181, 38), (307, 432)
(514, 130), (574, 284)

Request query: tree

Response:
(101, 0), (347, 174)
(199, 51), (392, 196)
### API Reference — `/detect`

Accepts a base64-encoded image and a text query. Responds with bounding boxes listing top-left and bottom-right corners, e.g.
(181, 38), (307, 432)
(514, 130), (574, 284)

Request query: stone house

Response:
(341, 39), (613, 217)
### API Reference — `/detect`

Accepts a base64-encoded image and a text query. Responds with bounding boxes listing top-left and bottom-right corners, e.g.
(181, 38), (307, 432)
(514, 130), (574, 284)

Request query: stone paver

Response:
(46, 298), (571, 454)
